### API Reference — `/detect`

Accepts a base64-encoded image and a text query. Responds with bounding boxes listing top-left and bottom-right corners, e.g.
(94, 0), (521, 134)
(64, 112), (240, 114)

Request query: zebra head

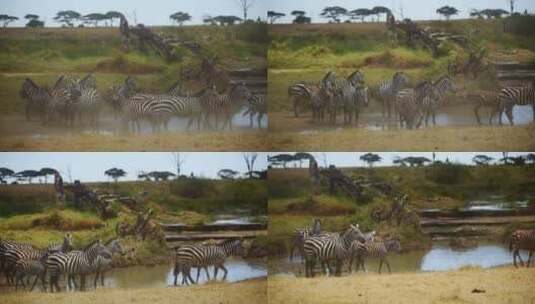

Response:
(321, 71), (336, 90)
(105, 238), (126, 256)
(222, 238), (246, 258)
(79, 72), (97, 90)
(393, 72), (409, 88)
(341, 224), (363, 246)
(356, 86), (369, 107)
(229, 82), (251, 102)
(312, 218), (322, 235)
(347, 70), (365, 86)
(384, 239), (401, 253)
(435, 75), (457, 94)
(61, 233), (73, 252)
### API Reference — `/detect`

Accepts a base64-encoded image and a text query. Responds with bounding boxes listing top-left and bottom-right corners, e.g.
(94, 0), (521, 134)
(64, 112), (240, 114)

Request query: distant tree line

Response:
(0, 167), (57, 184)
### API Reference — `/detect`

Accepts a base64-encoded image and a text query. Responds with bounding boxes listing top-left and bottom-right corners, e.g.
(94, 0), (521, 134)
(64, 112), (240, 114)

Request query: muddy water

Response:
(295, 104), (533, 133)
(269, 241), (530, 277)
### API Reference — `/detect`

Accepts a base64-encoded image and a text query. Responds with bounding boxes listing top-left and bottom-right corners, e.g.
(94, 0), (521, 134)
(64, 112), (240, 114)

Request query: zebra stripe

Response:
(12, 254), (48, 291)
(422, 76), (456, 126)
(379, 72), (409, 119)
(509, 229), (535, 268)
(174, 239), (244, 285)
(303, 224), (362, 277)
(200, 83), (251, 130)
(288, 82), (316, 117)
(19, 78), (50, 121)
(350, 239), (401, 274)
(244, 93), (267, 128)
(494, 86), (535, 125)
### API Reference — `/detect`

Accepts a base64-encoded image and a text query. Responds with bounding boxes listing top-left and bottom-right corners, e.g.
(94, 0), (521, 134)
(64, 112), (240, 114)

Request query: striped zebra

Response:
(12, 253), (49, 291)
(19, 78), (51, 121)
(509, 229), (535, 268)
(0, 239), (34, 279)
(310, 85), (333, 123)
(491, 85), (535, 126)
(91, 238), (126, 288)
(322, 70), (367, 125)
(70, 73), (102, 132)
(288, 82), (317, 117)
(173, 239), (245, 286)
(289, 219), (323, 261)
(46, 75), (82, 125)
(395, 81), (435, 129)
(244, 93), (267, 128)
(303, 224), (363, 277)
(379, 72), (409, 120)
(200, 83), (251, 130)
(422, 76), (457, 126)
(349, 239), (401, 274)
(108, 76), (137, 119)
(469, 91), (499, 125)
(343, 86), (369, 126)
(2, 234), (72, 285)
(46, 239), (106, 292)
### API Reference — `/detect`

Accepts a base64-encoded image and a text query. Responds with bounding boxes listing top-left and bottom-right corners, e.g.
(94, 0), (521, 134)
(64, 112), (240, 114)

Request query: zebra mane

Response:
(52, 75), (65, 90)
(322, 71), (335, 83)
(433, 75), (451, 86)
(24, 78), (40, 90)
(347, 70), (363, 83)
(80, 72), (95, 86)
(83, 239), (101, 251)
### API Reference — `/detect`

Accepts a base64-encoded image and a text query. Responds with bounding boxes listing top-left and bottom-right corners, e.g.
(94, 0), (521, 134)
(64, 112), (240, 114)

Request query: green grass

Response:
(0, 24), (267, 115)
(268, 18), (535, 113)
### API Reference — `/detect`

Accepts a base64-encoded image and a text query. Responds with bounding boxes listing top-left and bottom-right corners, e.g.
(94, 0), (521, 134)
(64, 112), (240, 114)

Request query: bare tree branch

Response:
(235, 0), (256, 21)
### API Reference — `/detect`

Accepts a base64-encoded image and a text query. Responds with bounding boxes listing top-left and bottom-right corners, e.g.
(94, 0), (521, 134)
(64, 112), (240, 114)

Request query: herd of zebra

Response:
(0, 234), (127, 292)
(290, 219), (401, 277)
(289, 70), (535, 128)
(20, 73), (267, 133)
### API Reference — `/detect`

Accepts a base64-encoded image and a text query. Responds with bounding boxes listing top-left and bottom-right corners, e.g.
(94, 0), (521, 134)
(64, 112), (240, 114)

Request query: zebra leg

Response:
(213, 265), (219, 280)
(220, 265), (228, 280)
(384, 258), (392, 274)
(195, 267), (201, 283)
(527, 251), (533, 267)
(257, 114), (262, 129)
(94, 271), (99, 288)
(186, 269), (195, 285)
(517, 250), (525, 266)
(204, 266), (211, 281)
(101, 270), (105, 286)
(378, 259), (383, 274)
(30, 274), (39, 291)
(532, 104), (535, 122)
(474, 103), (482, 125)
(505, 106), (514, 126)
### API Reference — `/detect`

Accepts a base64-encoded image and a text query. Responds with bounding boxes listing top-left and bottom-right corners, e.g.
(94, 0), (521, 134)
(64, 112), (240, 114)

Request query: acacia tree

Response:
(291, 10), (311, 24)
(0, 167), (14, 184)
(105, 11), (122, 26)
(268, 154), (294, 169)
(14, 170), (40, 184)
(54, 10), (81, 27)
(0, 15), (18, 27)
(360, 153), (381, 167)
(83, 13), (107, 27)
(170, 11), (192, 26)
(472, 155), (494, 166)
(320, 6), (347, 23)
(293, 152), (314, 168)
(235, 0), (255, 21)
(372, 6), (391, 22)
(267, 11), (285, 24)
(104, 167), (126, 182)
(349, 8), (373, 23)
(436, 6), (459, 21)
(218, 169), (239, 180)
(39, 168), (57, 184)
(25, 14), (44, 28)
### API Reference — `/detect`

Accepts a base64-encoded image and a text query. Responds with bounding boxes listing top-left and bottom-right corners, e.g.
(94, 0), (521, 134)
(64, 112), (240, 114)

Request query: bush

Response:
(236, 23), (268, 44)
(169, 178), (217, 199)
(427, 163), (471, 185)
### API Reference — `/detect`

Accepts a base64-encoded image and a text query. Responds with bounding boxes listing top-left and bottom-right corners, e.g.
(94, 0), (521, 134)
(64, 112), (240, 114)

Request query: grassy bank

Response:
(268, 267), (535, 304)
(266, 124), (535, 151)
(0, 278), (267, 304)
(267, 165), (535, 254)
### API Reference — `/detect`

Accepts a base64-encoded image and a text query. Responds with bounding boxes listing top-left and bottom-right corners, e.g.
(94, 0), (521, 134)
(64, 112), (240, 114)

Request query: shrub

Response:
(169, 178), (217, 199)
(427, 163), (471, 185)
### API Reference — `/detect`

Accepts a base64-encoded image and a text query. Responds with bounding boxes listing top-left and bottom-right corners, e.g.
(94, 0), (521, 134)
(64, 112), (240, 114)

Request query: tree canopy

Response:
(320, 6), (348, 23)
(267, 11), (285, 24)
(170, 11), (192, 26)
(436, 6), (459, 20)
(472, 155), (494, 165)
(0, 15), (18, 27)
(54, 10), (81, 27)
(104, 167), (127, 182)
(217, 169), (239, 180)
(360, 153), (381, 167)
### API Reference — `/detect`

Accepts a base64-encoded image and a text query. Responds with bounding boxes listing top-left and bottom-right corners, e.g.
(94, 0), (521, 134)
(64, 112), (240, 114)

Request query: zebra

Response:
(349, 239), (401, 274)
(108, 76), (137, 119)
(92, 238), (126, 288)
(509, 229), (535, 268)
(244, 93), (267, 128)
(2, 234), (72, 285)
(303, 224), (363, 277)
(288, 82), (317, 117)
(173, 238), (245, 286)
(491, 85), (535, 126)
(200, 83), (251, 130)
(46, 239), (106, 292)
(46, 75), (82, 125)
(19, 78), (51, 121)
(343, 86), (369, 126)
(421, 76), (457, 126)
(12, 252), (49, 291)
(395, 81), (435, 129)
(70, 73), (102, 132)
(378, 72), (409, 121)
(0, 239), (34, 280)
(289, 219), (323, 262)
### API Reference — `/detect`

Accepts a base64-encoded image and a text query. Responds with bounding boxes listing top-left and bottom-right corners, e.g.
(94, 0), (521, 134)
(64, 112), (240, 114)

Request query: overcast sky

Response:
(0, 0), (268, 27)
(268, 0), (535, 23)
(0, 152), (268, 182)
(268, 152), (527, 168)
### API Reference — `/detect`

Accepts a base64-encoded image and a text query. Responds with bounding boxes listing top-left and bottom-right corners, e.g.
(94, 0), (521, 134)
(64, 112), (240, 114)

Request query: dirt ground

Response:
(268, 266), (535, 304)
(0, 278), (267, 304)
(267, 113), (535, 151)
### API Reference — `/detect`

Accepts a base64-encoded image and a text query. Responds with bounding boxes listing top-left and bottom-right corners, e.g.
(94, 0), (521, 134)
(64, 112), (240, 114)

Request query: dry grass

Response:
(266, 123), (535, 151)
(0, 131), (269, 151)
(268, 267), (535, 304)
(0, 278), (267, 304)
